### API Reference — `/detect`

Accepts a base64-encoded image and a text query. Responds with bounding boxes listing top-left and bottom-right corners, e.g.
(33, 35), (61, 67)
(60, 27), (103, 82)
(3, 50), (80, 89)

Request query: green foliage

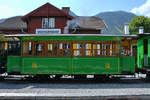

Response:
(129, 16), (150, 34)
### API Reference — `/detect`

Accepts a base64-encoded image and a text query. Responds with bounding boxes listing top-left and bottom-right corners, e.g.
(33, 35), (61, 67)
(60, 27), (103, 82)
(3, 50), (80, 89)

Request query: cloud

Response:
(0, 5), (26, 19)
(131, 0), (150, 17)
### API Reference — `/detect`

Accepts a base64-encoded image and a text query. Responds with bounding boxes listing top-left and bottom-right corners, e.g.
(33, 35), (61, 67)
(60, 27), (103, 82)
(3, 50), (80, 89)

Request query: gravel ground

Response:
(0, 78), (150, 97)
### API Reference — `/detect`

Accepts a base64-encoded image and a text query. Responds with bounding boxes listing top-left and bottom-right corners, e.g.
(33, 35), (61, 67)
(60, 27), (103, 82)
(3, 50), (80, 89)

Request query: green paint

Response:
(72, 57), (120, 74)
(22, 36), (121, 41)
(5, 56), (135, 75)
(7, 56), (21, 73)
(22, 57), (72, 74)
(120, 56), (135, 73)
(6, 35), (136, 75)
(137, 39), (144, 68)
(137, 35), (150, 69)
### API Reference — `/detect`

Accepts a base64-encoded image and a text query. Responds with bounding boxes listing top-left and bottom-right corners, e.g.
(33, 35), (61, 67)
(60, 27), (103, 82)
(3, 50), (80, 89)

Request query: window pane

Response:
(63, 43), (71, 56)
(112, 42), (120, 56)
(59, 43), (63, 49)
(73, 43), (81, 56)
(42, 18), (48, 28)
(48, 44), (53, 55)
(93, 44), (97, 56)
(23, 42), (32, 56)
(97, 44), (100, 55)
(85, 43), (91, 56)
(53, 43), (57, 56)
(49, 18), (55, 28)
(105, 45), (110, 56)
(36, 44), (43, 56)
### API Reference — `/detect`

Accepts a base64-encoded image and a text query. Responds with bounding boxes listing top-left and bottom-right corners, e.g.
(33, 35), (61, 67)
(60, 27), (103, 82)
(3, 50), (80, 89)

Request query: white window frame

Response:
(42, 18), (55, 29)
(42, 18), (48, 29)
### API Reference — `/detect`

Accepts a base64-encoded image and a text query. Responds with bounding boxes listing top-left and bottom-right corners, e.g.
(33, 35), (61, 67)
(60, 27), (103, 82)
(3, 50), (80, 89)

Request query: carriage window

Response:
(84, 43), (92, 56)
(47, 43), (53, 56)
(22, 42), (32, 56)
(63, 43), (71, 56)
(103, 44), (111, 56)
(35, 43), (43, 56)
(93, 44), (97, 56)
(73, 43), (82, 56)
(97, 44), (101, 55)
(6, 41), (21, 56)
(93, 43), (101, 56)
(59, 42), (71, 56)
(112, 42), (120, 56)
(53, 43), (58, 56)
(47, 42), (58, 56)
(22, 40), (121, 57)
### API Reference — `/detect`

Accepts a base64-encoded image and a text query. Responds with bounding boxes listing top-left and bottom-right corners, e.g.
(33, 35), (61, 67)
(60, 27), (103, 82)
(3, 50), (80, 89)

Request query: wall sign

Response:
(36, 29), (61, 34)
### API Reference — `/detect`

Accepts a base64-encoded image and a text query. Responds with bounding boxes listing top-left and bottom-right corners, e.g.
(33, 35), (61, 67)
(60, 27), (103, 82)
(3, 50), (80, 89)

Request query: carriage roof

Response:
(5, 34), (137, 37)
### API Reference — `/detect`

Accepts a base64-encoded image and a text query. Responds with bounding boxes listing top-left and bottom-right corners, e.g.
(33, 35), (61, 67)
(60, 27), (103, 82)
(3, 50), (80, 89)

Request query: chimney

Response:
(124, 24), (129, 35)
(139, 26), (144, 34)
(62, 7), (70, 14)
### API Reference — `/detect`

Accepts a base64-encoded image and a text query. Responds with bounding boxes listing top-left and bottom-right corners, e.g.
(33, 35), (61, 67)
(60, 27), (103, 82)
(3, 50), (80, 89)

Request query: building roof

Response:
(0, 16), (106, 31)
(22, 3), (73, 21)
(69, 16), (107, 30)
(0, 16), (27, 30)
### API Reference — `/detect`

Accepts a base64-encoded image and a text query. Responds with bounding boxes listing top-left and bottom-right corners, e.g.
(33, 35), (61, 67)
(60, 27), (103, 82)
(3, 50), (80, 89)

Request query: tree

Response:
(129, 16), (150, 35)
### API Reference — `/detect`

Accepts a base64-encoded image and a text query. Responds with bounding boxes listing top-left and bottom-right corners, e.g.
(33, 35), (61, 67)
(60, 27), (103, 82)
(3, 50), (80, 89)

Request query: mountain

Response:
(69, 11), (77, 16)
(96, 11), (136, 34)
(0, 18), (6, 23)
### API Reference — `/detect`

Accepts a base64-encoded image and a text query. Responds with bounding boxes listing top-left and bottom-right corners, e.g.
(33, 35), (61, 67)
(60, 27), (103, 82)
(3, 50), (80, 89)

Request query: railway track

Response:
(0, 75), (150, 100)
(0, 74), (148, 84)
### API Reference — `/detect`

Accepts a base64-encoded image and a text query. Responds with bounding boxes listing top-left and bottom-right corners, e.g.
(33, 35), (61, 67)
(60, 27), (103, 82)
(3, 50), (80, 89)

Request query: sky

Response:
(0, 0), (149, 19)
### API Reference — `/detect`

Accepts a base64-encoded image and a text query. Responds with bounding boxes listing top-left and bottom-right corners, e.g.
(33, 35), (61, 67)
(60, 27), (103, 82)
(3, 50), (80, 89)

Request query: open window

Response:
(22, 40), (121, 57)
(84, 43), (92, 56)
(22, 41), (33, 56)
(73, 43), (82, 56)
(35, 42), (44, 56)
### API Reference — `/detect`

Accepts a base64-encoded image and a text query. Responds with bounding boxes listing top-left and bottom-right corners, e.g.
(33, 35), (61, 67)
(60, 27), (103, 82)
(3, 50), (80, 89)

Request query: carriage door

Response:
(144, 39), (148, 67)
(131, 44), (137, 63)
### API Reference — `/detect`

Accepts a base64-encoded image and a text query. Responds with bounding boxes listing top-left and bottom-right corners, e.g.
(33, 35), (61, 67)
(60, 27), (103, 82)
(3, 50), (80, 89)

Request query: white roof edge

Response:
(5, 34), (137, 37)
(138, 33), (150, 35)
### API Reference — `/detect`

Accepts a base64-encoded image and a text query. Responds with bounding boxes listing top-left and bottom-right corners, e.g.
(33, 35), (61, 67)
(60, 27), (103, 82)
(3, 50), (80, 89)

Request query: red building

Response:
(0, 3), (107, 34)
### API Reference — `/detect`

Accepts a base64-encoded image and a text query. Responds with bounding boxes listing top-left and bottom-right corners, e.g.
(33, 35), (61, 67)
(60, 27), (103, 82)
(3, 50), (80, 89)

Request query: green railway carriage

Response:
(2, 34), (136, 77)
(137, 33), (150, 76)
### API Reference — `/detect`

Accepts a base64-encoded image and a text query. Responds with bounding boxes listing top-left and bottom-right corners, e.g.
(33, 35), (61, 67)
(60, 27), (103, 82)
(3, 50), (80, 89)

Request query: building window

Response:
(42, 18), (48, 28)
(42, 18), (55, 29)
(49, 18), (55, 28)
